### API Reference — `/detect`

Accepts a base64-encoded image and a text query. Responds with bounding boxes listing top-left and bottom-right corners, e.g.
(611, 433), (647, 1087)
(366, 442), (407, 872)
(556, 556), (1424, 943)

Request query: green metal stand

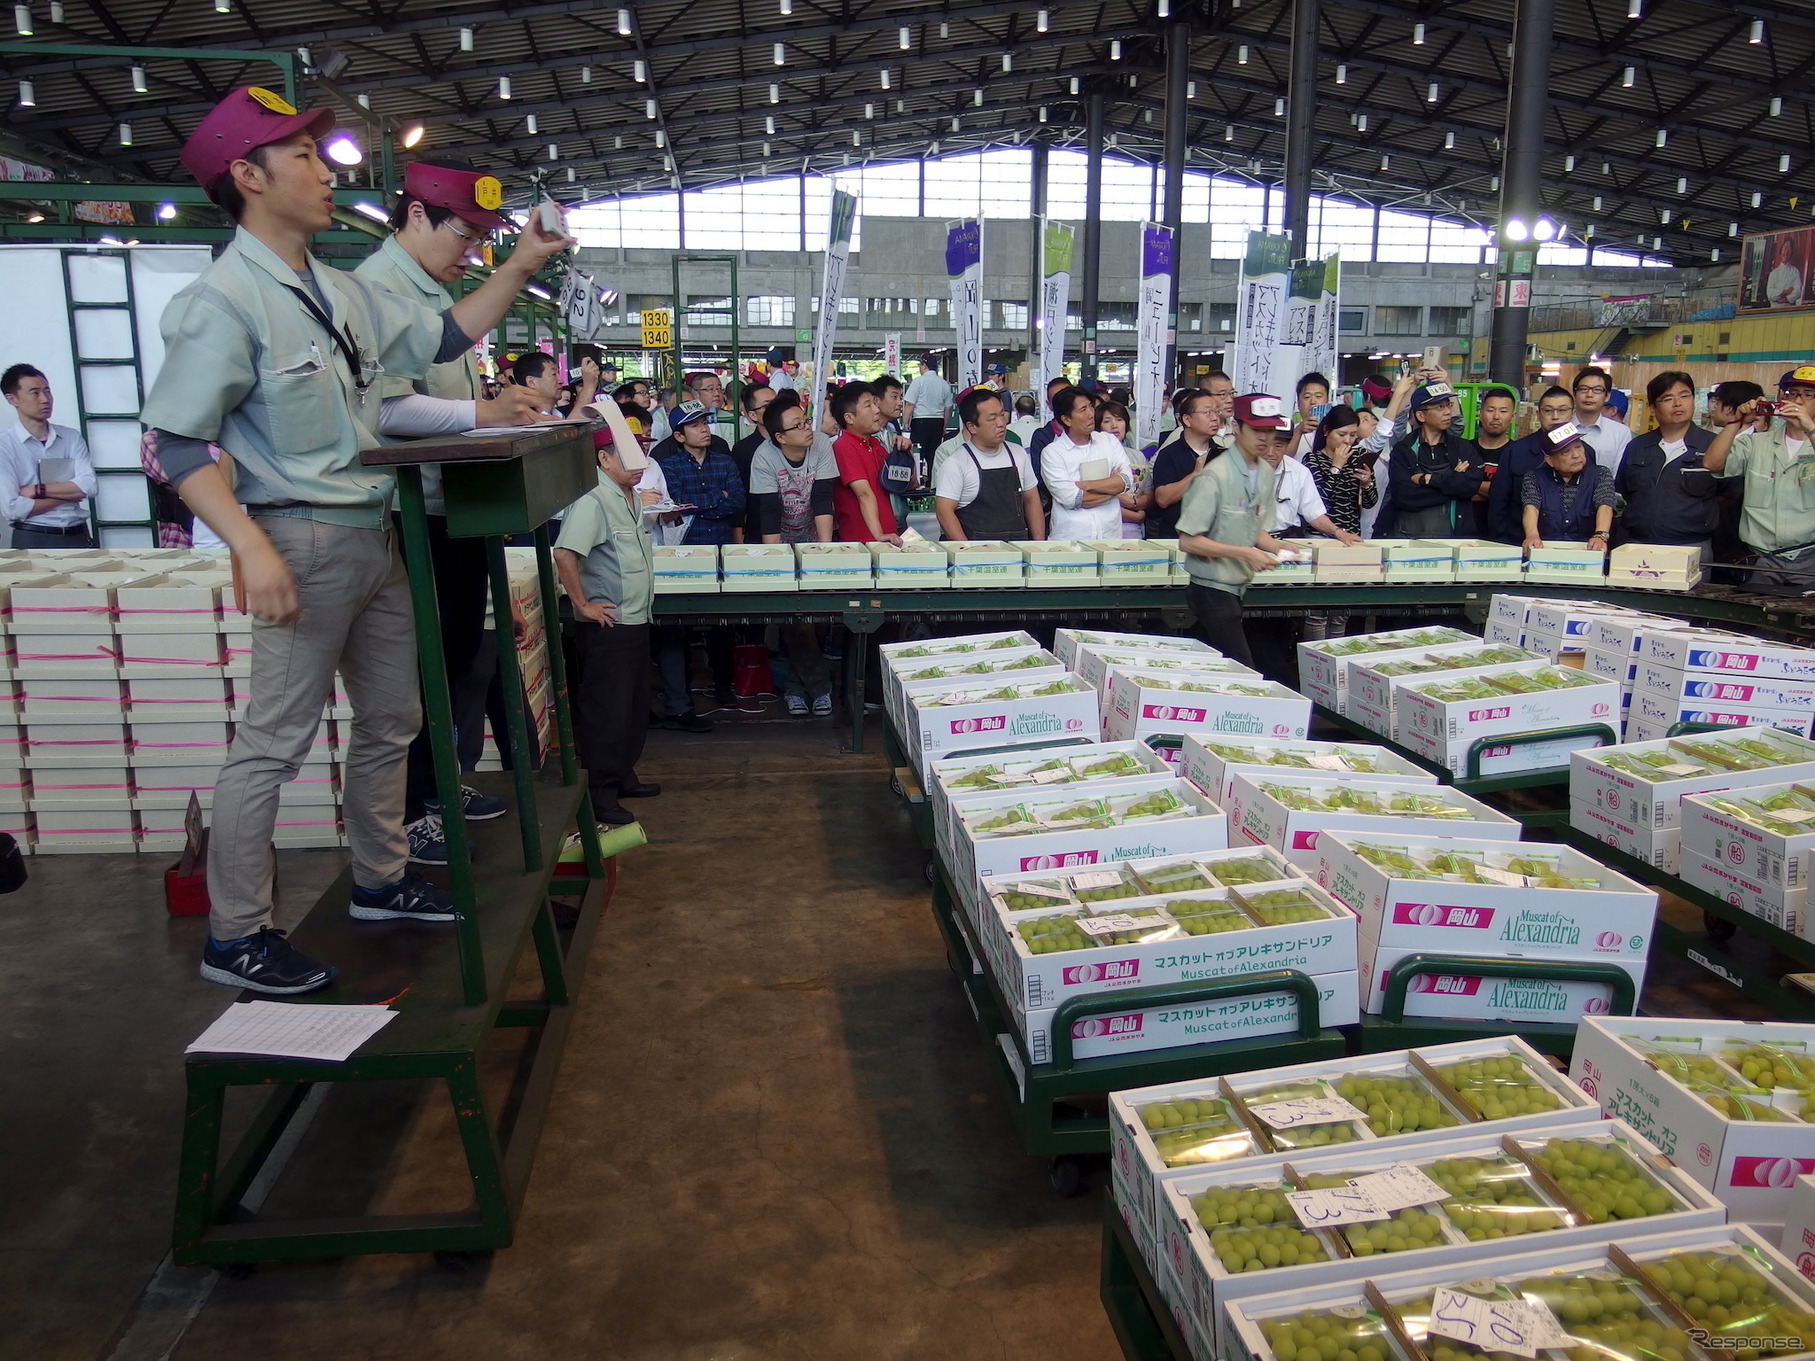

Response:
(172, 426), (611, 1265)
(1102, 1193), (1191, 1361)
(1355, 954), (1639, 1061)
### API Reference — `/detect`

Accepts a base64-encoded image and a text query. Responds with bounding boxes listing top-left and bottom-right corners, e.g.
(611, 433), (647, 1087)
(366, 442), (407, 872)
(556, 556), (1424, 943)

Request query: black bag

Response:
(880, 443), (917, 493)
(0, 832), (26, 894)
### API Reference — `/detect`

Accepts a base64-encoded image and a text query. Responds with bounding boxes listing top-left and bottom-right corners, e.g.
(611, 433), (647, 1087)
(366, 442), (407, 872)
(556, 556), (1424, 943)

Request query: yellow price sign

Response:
(640, 307), (673, 349)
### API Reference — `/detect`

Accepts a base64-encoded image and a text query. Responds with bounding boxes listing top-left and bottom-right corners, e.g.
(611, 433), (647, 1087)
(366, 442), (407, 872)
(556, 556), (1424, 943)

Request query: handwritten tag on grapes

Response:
(1657, 763), (1704, 778)
(1005, 881), (1068, 900)
(986, 771), (1034, 785)
(1077, 914), (1144, 937)
(1770, 807), (1815, 824)
(1284, 1185), (1390, 1229)
(1426, 1289), (1562, 1359)
(1247, 1095), (1369, 1130)
(1069, 871), (1124, 892)
(1350, 1163), (1450, 1211)
(1474, 865), (1532, 888)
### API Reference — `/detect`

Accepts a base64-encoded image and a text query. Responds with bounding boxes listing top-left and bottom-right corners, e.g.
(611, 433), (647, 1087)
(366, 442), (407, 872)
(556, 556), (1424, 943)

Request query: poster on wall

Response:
(1135, 223), (1174, 450)
(1740, 225), (1815, 312)
(946, 217), (984, 390)
(1036, 219), (1074, 395)
(1231, 231), (1293, 399)
(810, 188), (859, 416)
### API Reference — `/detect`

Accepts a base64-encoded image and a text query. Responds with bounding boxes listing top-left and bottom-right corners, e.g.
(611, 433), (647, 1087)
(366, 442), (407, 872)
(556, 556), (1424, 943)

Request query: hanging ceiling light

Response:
(46, 0), (57, 18)
(879, 68), (890, 89)
(459, 26), (473, 51)
(1274, 97), (1285, 115)
(1534, 217), (1557, 241)
(1621, 66), (1635, 87)
(632, 59), (645, 81)
(762, 141), (771, 156)
(773, 41), (785, 63)
(1750, 18), (1764, 42)
(1654, 128), (1666, 146)
(951, 116), (960, 132)
(939, 21), (948, 37)
(1676, 176), (1687, 193)
(548, 142), (558, 160)
(1412, 22), (1425, 42)
(17, 79), (32, 106)
(1504, 217), (1528, 241)
(1069, 76), (1079, 93)
(324, 133), (361, 164)
(356, 92), (369, 108)
(1037, 8), (1049, 30)
(1444, 131), (1455, 149)
(1187, 80), (1196, 97)
(898, 25), (910, 48)
(567, 167), (576, 182)
(1426, 82), (1439, 101)
(401, 123), (424, 148)
(654, 129), (665, 146)
(1711, 247), (1721, 261)
(1110, 39), (1122, 59)
(865, 102), (874, 118)
(1730, 222), (1740, 236)
(582, 64), (594, 83)
(157, 202), (177, 220)
(973, 87), (983, 105)
(765, 115), (775, 134)
(1224, 123), (1234, 140)
(1380, 153), (1389, 170)
(1357, 113), (1368, 131)
(117, 122), (131, 145)
(644, 99), (657, 119)
(1771, 96), (1783, 116)
(769, 82), (779, 102)
(498, 75), (511, 98)
(13, 6), (31, 35)
(1002, 53), (1012, 71)
(1159, 0), (1170, 14)
(1237, 44), (1249, 63)
(851, 128), (860, 145)
(1753, 190), (1764, 207)
(1659, 208), (1671, 224)
(779, 0), (790, 12)
(1654, 235), (1663, 249)
(1783, 154), (1794, 173)
(526, 113), (538, 132)
(1592, 196), (1603, 211)
(130, 65), (146, 93)
(1565, 154), (1575, 171)
(1335, 64), (1347, 83)
(1627, 0), (1641, 16)
(617, 8), (631, 34)
(1038, 106), (1047, 121)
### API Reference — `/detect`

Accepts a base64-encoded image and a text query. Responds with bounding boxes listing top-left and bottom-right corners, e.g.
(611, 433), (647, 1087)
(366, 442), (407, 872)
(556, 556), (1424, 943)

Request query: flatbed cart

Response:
(1102, 1192), (1191, 1361)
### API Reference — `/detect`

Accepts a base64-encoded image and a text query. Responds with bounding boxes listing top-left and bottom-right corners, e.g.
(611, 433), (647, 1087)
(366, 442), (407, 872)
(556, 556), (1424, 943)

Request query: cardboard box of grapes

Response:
(945, 776), (1229, 919)
(890, 650), (1069, 738)
(1571, 727), (1815, 833)
(1640, 630), (1815, 684)
(1296, 627), (1476, 715)
(1225, 772), (1520, 871)
(1781, 1174), (1815, 1281)
(1634, 684), (1815, 739)
(1178, 734), (1437, 807)
(1224, 1224), (1815, 1361)
(1055, 627), (1218, 668)
(929, 741), (1172, 862)
(1108, 1037), (1598, 1267)
(1347, 646), (1547, 744)
(981, 860), (1358, 1018)
(1570, 1016), (1815, 1224)
(1637, 661), (1815, 715)
(1071, 646), (1257, 714)
(1157, 1119), (1725, 1356)
(1569, 798), (1682, 875)
(1102, 667), (1314, 744)
(902, 672), (1099, 781)
(1088, 539), (1176, 585)
(1377, 539), (1458, 583)
(1396, 662), (1621, 758)
(1680, 848), (1806, 933)
(1525, 545), (1609, 584)
(1314, 833), (1658, 963)
(1019, 540), (1102, 586)
(1680, 782), (1815, 892)
(943, 540), (1026, 587)
(791, 542), (872, 590)
(1009, 966), (1359, 1070)
(879, 630), (1038, 720)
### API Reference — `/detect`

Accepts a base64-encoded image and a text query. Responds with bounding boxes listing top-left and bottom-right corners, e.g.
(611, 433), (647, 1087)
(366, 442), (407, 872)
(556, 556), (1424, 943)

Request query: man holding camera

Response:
(1704, 366), (1815, 594)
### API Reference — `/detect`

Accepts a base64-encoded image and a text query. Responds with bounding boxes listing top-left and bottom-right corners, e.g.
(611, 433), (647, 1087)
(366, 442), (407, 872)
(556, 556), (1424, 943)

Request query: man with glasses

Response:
(1703, 366), (1815, 594)
(933, 387), (1045, 543)
(357, 159), (551, 868)
(1570, 366), (1632, 479)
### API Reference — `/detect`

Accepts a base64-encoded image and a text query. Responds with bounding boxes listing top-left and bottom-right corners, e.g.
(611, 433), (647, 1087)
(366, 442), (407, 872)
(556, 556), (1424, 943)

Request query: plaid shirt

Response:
(654, 439), (747, 545)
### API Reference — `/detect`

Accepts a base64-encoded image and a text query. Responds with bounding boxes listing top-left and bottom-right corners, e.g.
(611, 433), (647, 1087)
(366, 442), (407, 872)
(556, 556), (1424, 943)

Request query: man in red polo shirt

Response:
(828, 381), (903, 544)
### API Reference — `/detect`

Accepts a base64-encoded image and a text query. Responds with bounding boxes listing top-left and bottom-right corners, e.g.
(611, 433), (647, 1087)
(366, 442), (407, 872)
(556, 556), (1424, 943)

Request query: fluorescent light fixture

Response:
(939, 21), (947, 36)
(1335, 64), (1346, 83)
(898, 25), (910, 48)
(1380, 153), (1389, 170)
(1771, 96), (1782, 116)
(644, 99), (655, 118)
(548, 143), (558, 159)
(1784, 154), (1794, 173)
(1110, 39), (1121, 59)
(1413, 22), (1425, 42)
(526, 285), (551, 300)
(1565, 154), (1575, 171)
(1621, 66), (1635, 87)
(769, 82), (779, 102)
(779, 0), (790, 12)
(526, 113), (538, 133)
(1158, 0), (1169, 14)
(1659, 208), (1670, 223)
(1037, 8), (1048, 30)
(1676, 176), (1686, 193)
(1237, 44), (1248, 63)
(117, 122), (131, 145)
(632, 59), (644, 81)
(1357, 113), (1368, 131)
(1654, 128), (1666, 146)
(773, 41), (785, 64)
(567, 167), (575, 181)
(499, 75), (511, 98)
(1427, 82), (1438, 101)
(1730, 221), (1739, 236)
(617, 8), (631, 34)
(1444, 131), (1455, 149)
(654, 129), (664, 146)
(1750, 19), (1764, 42)
(1627, 0), (1641, 15)
(974, 87), (983, 105)
(765, 114), (775, 134)
(951, 116), (960, 132)
(1274, 96), (1284, 115)
(459, 26), (472, 51)
(1002, 53), (1012, 71)
(352, 200), (389, 223)
(17, 79), (32, 106)
(13, 5), (30, 35)
(1038, 106), (1047, 121)
(1711, 247), (1720, 261)
(879, 68), (890, 89)
(864, 102), (873, 118)
(1069, 76), (1079, 93)
(324, 134), (361, 164)
(1592, 195), (1602, 210)
(1224, 123), (1234, 140)
(851, 129), (860, 145)
(762, 141), (771, 156)
(131, 65), (146, 92)
(1187, 80), (1196, 97)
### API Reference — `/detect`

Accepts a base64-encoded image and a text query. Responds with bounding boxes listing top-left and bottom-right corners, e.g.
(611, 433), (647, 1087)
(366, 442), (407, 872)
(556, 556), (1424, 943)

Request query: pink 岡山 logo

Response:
(1467, 707), (1512, 721)
(1073, 1013), (1144, 1040)
(1392, 904), (1494, 930)
(1730, 1156), (1815, 1188)
(949, 715), (1007, 734)
(1063, 960), (1140, 985)
(1408, 974), (1483, 996)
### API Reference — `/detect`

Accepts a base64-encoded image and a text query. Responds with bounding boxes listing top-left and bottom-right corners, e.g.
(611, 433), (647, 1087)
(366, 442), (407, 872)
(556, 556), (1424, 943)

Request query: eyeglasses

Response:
(779, 419), (809, 433)
(1575, 384), (1608, 394)
(441, 218), (483, 244)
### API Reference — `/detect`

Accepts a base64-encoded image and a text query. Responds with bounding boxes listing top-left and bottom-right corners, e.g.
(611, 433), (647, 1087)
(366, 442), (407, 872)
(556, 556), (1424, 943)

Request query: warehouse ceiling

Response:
(0, 0), (1810, 263)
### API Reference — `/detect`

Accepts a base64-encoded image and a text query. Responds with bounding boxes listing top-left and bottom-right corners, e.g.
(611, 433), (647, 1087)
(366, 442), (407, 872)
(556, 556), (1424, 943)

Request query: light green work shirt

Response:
(1175, 447), (1276, 596)
(555, 480), (655, 625)
(139, 225), (445, 529)
(1725, 421), (1815, 555)
(355, 235), (481, 515)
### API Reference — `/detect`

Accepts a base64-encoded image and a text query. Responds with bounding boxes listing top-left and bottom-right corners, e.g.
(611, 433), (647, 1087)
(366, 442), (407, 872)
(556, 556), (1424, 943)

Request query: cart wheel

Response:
(889, 774), (904, 798)
(924, 857), (937, 885)
(1049, 1156), (1084, 1198)
(1704, 912), (1738, 943)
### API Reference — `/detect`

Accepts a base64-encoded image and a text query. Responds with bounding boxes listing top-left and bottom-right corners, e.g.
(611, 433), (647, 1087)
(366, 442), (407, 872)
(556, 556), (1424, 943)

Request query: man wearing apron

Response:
(932, 388), (1046, 542)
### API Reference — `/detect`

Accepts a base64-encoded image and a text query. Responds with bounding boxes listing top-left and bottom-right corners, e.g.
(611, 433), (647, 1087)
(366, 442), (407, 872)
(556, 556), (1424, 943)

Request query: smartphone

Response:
(1310, 403), (1332, 423)
(1421, 345), (1445, 371)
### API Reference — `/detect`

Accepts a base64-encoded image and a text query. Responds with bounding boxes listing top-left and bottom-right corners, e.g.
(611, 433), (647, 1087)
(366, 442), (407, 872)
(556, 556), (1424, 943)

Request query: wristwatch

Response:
(33, 483), (44, 500)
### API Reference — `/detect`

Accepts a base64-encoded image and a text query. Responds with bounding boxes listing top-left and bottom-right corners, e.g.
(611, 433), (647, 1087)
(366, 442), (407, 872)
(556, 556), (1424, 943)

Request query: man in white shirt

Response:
(901, 353), (955, 466)
(1260, 427), (1364, 544)
(933, 388), (1046, 542)
(1570, 365), (1632, 480)
(1041, 383), (1135, 539)
(1, 364), (96, 549)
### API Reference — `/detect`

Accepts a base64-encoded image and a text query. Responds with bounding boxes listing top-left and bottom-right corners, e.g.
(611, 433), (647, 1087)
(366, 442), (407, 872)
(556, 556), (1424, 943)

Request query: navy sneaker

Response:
(425, 785), (508, 822)
(404, 813), (449, 867)
(349, 871), (458, 922)
(200, 928), (338, 995)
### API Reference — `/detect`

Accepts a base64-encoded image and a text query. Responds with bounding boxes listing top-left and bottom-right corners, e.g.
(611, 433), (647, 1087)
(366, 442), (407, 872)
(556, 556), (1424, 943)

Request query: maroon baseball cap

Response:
(180, 86), (336, 198)
(1360, 375), (1393, 405)
(1232, 394), (1288, 429)
(402, 161), (511, 233)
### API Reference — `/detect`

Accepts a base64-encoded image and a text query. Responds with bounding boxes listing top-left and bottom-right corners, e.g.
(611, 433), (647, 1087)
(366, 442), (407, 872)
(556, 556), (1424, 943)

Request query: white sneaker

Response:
(812, 693), (833, 715)
(785, 694), (809, 716)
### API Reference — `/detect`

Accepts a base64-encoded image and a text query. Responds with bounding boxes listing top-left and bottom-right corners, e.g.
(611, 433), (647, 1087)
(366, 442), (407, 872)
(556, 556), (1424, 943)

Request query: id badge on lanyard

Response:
(285, 285), (369, 396)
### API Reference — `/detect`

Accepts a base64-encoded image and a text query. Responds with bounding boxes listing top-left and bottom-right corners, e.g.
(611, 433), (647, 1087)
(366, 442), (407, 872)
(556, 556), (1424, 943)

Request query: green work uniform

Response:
(555, 480), (655, 624)
(354, 234), (480, 516)
(1725, 422), (1815, 555)
(1175, 448), (1277, 596)
(141, 225), (444, 527)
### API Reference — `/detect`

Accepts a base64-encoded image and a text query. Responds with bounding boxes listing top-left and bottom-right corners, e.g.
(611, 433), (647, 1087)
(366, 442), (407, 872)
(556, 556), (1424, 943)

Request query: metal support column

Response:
(1162, 21), (1190, 386)
(1283, 0), (1320, 259)
(1489, 0), (1555, 387)
(1029, 139), (1048, 367)
(1080, 89), (1105, 385)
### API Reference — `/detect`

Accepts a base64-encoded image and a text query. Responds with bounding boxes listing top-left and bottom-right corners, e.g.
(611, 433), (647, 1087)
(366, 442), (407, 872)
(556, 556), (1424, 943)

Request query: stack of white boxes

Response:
(1680, 772), (1815, 935)
(1393, 659), (1623, 778)
(1295, 625), (1476, 714)
(1627, 628), (1815, 741)
(1223, 769), (1520, 869)
(1313, 830), (1658, 1024)
(1609, 541), (1703, 590)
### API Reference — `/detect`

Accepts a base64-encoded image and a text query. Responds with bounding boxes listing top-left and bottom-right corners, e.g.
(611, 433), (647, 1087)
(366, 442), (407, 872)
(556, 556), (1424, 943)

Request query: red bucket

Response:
(732, 643), (772, 698)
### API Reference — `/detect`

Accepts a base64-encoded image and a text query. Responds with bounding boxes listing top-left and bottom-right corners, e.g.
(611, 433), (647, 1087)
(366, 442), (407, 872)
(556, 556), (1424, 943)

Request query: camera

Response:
(1755, 400), (1781, 417)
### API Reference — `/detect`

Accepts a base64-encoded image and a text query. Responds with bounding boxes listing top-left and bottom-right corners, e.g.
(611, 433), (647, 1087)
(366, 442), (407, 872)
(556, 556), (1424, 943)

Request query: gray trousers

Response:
(9, 524), (95, 550)
(1752, 544), (1815, 593)
(208, 517), (419, 940)
(780, 623), (831, 701)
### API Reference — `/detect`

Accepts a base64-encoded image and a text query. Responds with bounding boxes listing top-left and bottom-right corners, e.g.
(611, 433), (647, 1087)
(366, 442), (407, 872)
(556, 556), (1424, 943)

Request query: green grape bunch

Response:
(1301, 1173), (1448, 1256)
(1636, 1251), (1815, 1360)
(1437, 1056), (1564, 1120)
(1257, 1310), (1390, 1361)
(1514, 1276), (1696, 1361)
(1331, 1074), (1460, 1136)
(1528, 1139), (1680, 1222)
(1194, 1184), (1335, 1272)
(1425, 1156), (1568, 1239)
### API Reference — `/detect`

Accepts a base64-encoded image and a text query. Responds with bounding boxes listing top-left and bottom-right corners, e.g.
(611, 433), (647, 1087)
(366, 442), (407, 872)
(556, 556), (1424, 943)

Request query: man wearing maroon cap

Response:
(1174, 394), (1294, 664)
(139, 87), (569, 995)
(357, 157), (550, 869)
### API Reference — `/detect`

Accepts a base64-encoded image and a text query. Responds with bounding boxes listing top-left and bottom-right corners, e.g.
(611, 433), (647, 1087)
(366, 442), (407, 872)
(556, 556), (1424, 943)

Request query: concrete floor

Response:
(1, 710), (1118, 1361)
(0, 703), (1781, 1361)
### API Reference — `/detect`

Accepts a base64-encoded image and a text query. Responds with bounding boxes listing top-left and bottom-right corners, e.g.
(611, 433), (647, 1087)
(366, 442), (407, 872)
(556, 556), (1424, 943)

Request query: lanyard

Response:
(283, 283), (368, 394)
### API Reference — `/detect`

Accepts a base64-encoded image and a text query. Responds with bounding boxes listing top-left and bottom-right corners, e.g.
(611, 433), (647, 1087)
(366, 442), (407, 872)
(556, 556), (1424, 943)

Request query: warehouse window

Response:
(745, 295), (795, 327)
(1376, 305), (1423, 335)
(995, 299), (1028, 330)
(1339, 308), (1367, 333)
(1207, 302), (1236, 333)
(684, 295), (732, 327)
(1428, 306), (1472, 336)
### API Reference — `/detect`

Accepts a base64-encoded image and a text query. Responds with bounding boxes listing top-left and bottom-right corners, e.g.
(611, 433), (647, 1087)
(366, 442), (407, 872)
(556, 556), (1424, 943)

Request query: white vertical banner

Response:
(1135, 222), (1175, 450)
(810, 188), (859, 420)
(1284, 255), (1339, 390)
(946, 216), (984, 390)
(883, 332), (902, 374)
(1232, 230), (1293, 399)
(1037, 218), (1074, 395)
